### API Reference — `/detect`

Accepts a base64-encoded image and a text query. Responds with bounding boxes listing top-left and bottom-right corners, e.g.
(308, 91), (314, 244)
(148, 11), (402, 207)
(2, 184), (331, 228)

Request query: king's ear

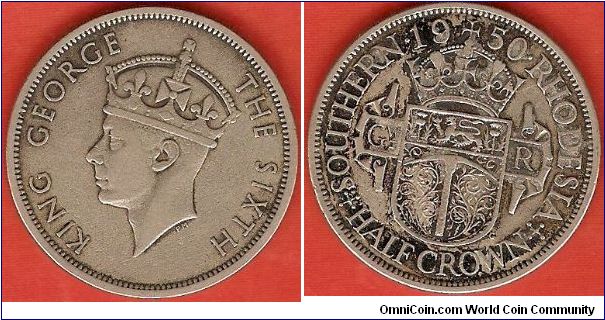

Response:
(152, 139), (180, 172)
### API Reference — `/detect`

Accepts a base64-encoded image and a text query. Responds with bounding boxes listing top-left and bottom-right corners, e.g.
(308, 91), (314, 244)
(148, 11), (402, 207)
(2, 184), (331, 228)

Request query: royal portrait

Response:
(86, 39), (240, 256)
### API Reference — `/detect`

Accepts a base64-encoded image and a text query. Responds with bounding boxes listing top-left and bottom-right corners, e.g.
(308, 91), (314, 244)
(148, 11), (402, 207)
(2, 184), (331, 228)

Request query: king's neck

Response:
(126, 181), (196, 257)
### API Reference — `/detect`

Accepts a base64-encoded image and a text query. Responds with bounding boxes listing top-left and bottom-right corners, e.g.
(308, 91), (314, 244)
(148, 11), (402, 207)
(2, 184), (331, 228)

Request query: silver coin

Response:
(309, 3), (599, 293)
(7, 7), (297, 297)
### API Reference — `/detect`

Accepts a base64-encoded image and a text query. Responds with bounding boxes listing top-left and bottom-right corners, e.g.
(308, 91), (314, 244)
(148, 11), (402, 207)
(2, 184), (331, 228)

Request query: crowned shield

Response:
(353, 35), (554, 246)
(391, 105), (512, 246)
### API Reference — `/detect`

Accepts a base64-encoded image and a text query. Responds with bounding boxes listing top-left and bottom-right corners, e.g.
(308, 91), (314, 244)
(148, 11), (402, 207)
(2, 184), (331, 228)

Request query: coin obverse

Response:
(7, 8), (297, 297)
(309, 3), (600, 292)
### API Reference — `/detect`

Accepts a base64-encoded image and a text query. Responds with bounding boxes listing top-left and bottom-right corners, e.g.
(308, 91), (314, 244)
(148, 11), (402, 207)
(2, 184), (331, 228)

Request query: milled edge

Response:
(7, 7), (298, 298)
(308, 3), (600, 293)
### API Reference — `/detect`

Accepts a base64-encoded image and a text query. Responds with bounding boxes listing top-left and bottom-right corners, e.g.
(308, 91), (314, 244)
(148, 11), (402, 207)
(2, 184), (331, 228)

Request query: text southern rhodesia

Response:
(324, 22), (586, 278)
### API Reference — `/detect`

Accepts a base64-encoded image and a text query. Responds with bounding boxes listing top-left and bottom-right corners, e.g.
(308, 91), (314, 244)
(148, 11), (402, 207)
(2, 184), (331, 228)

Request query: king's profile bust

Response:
(86, 39), (240, 257)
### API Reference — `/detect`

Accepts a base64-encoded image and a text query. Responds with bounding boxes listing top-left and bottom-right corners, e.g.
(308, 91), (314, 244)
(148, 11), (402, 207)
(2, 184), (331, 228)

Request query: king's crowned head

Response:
(104, 39), (240, 149)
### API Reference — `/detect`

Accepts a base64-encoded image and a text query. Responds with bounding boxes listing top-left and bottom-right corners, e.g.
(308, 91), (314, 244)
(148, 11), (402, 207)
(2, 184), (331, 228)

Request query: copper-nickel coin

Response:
(309, 3), (599, 292)
(7, 7), (297, 297)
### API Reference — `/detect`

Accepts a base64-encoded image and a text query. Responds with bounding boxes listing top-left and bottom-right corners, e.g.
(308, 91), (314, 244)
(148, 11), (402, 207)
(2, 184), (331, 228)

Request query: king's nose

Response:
(86, 144), (104, 165)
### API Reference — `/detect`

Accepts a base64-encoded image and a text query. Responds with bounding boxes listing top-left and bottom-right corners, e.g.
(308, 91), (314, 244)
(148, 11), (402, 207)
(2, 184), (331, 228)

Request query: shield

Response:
(391, 106), (512, 246)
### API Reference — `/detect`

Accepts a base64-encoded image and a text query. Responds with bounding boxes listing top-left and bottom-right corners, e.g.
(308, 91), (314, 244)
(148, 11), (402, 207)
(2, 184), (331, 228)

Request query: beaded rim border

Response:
(7, 7), (298, 298)
(309, 3), (599, 293)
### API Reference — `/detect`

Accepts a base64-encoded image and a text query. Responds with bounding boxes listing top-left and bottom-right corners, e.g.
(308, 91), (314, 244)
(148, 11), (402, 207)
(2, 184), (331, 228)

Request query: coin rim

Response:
(6, 7), (298, 298)
(308, 2), (600, 293)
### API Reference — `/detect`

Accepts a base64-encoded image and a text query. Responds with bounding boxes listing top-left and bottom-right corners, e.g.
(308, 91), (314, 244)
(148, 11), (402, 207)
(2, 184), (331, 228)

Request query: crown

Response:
(406, 37), (523, 117)
(104, 39), (240, 148)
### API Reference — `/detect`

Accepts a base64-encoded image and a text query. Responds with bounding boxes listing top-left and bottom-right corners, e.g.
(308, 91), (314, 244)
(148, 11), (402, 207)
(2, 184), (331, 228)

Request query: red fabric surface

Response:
(2, 2), (301, 301)
(304, 2), (604, 296)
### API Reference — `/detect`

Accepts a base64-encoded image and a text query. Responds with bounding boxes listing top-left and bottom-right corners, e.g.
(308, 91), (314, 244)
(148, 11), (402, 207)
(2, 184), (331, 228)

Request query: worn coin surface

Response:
(309, 3), (599, 292)
(7, 7), (297, 297)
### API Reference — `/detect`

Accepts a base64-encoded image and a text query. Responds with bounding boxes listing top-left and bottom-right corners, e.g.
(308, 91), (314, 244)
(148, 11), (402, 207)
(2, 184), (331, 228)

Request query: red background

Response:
(305, 2), (604, 296)
(2, 2), (301, 301)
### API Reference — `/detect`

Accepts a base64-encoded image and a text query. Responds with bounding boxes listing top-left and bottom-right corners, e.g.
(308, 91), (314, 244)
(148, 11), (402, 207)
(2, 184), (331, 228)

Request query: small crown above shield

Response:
(407, 36), (523, 117)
